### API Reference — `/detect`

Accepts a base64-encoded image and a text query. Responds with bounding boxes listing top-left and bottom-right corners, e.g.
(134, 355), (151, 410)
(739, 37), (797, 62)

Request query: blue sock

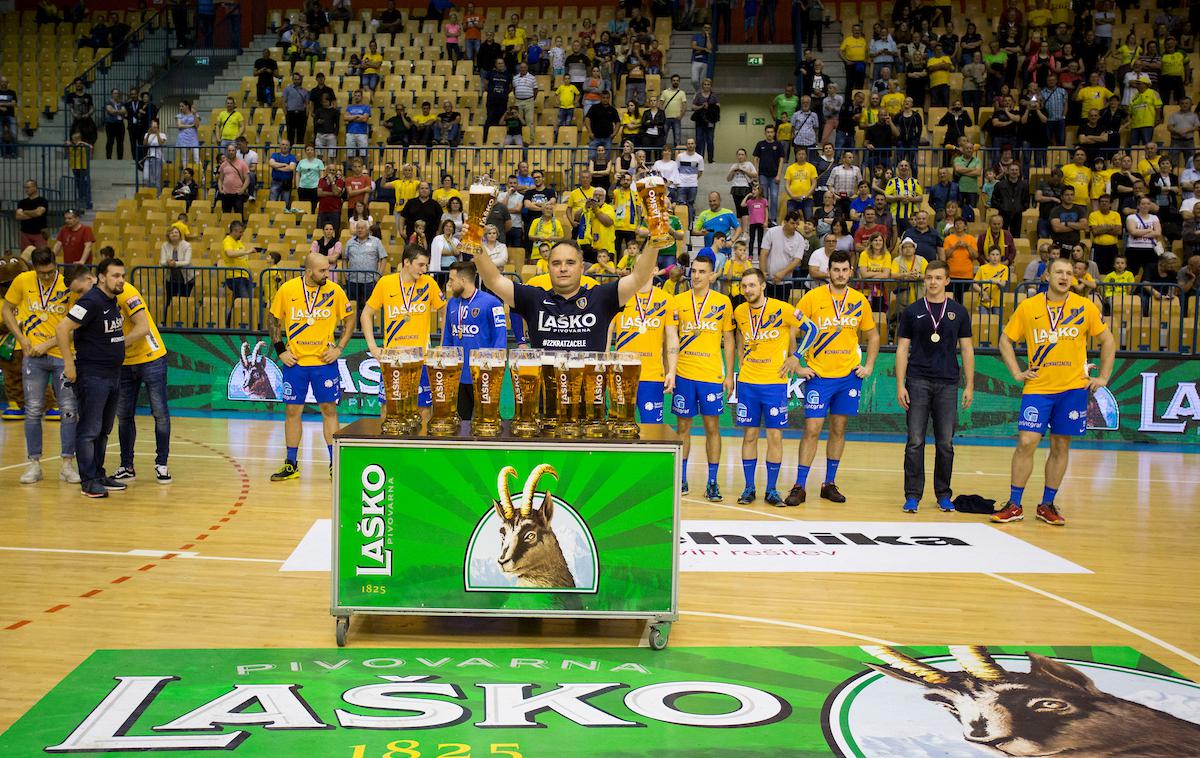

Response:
(1042, 486), (1058, 505)
(742, 459), (758, 489)
(1010, 485), (1024, 506)
(327, 445), (333, 462)
(796, 465), (810, 488)
(707, 462), (719, 485)
(286, 446), (298, 466)
(825, 459), (841, 484)
(682, 458), (688, 483)
(766, 462), (781, 490)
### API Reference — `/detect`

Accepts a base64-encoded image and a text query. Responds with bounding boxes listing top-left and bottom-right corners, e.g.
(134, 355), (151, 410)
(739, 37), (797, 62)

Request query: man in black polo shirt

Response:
(1049, 186), (1087, 254)
(399, 181), (444, 241)
(57, 258), (145, 499)
(583, 91), (621, 161)
(752, 124), (786, 226)
(895, 260), (974, 514)
(474, 239), (660, 351)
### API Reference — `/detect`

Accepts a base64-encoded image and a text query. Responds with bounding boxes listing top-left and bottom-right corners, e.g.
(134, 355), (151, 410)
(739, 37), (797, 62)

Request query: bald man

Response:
(266, 252), (356, 481)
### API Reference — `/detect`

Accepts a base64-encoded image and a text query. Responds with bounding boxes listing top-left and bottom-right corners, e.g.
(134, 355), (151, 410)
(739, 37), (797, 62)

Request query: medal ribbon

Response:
(829, 285), (848, 326)
(458, 290), (477, 332)
(303, 282), (321, 320)
(746, 301), (767, 357)
(923, 297), (947, 334)
(1045, 297), (1064, 339)
(400, 279), (415, 314)
(691, 290), (709, 331)
(38, 273), (59, 311)
(634, 292), (651, 329)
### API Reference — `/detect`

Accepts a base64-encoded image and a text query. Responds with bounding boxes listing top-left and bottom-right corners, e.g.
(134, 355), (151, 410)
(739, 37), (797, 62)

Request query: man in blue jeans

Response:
(894, 260), (974, 513)
(2, 247), (80, 485)
(57, 258), (140, 498)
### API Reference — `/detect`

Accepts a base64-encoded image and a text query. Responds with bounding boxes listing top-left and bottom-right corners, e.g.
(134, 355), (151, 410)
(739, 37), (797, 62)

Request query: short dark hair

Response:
(98, 246), (116, 258)
(547, 240), (584, 262)
(784, 210), (802, 224)
(30, 247), (54, 267)
(828, 250), (853, 267)
(64, 263), (92, 283)
(692, 253), (716, 271)
(449, 259), (477, 278)
(96, 257), (124, 275)
(925, 260), (950, 276)
(740, 267), (767, 285)
(402, 244), (429, 265)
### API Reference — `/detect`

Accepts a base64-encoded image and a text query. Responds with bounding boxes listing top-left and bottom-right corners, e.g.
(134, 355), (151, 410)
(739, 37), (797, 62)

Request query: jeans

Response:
(587, 136), (612, 160)
(346, 132), (369, 157)
(74, 168), (92, 208)
(465, 38), (480, 60)
(1130, 126), (1154, 146)
(117, 356), (171, 467)
(226, 10), (242, 52)
(690, 60), (707, 92)
(556, 108), (575, 129)
(833, 129), (855, 152)
(903, 376), (958, 501)
(695, 124), (715, 162)
(1046, 119), (1065, 146)
(143, 156), (162, 190)
(677, 185), (698, 216)
(0, 113), (17, 157)
(362, 74), (379, 91)
(74, 369), (119, 487)
(760, 175), (780, 223)
(665, 117), (682, 148)
(269, 178), (293, 204)
(23, 354), (78, 458)
(315, 133), (337, 158)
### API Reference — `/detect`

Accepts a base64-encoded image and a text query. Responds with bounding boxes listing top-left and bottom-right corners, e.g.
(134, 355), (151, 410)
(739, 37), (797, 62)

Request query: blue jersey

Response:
(441, 290), (508, 382)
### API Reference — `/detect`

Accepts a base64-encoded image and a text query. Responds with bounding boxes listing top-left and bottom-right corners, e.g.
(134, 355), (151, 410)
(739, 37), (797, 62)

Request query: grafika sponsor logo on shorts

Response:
(44, 657), (792, 751)
(355, 464), (393, 577)
(681, 529), (970, 548)
(1139, 372), (1200, 433)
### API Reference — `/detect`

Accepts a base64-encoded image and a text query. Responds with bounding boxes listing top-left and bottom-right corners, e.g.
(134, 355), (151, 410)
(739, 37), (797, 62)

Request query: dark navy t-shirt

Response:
(897, 297), (972, 384)
(513, 280), (621, 352)
(67, 287), (125, 372)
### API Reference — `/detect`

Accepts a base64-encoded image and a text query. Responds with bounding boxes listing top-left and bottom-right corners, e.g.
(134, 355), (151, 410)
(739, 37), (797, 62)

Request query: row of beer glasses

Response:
(382, 347), (643, 439)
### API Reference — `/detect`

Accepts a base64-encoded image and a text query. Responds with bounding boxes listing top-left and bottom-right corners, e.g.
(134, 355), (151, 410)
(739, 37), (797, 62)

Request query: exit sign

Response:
(195, 56), (210, 65)
(747, 53), (764, 66)
(753, 117), (766, 125)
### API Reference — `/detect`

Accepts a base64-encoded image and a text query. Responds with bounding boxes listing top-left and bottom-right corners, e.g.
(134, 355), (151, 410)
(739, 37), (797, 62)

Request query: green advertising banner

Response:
(160, 333), (1200, 444)
(2, 645), (1197, 756)
(335, 442), (677, 615)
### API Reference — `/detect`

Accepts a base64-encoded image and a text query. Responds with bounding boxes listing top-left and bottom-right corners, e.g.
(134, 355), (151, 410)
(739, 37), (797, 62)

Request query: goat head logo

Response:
(227, 340), (282, 402)
(464, 463), (599, 596)
(853, 645), (1200, 757)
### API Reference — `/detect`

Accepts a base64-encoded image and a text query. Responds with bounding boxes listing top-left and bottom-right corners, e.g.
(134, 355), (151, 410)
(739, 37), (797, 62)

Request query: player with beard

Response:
(441, 259), (507, 421)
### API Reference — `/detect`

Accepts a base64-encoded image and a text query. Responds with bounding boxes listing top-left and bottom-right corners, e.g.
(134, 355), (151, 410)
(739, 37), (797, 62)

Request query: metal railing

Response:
(0, 144), (90, 251)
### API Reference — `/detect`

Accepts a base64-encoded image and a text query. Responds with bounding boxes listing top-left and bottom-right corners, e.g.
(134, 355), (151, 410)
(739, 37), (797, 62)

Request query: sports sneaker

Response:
(784, 484), (806, 506)
(59, 457), (80, 483)
(764, 489), (783, 506)
(736, 487), (756, 504)
(704, 482), (722, 502)
(45, 408), (61, 421)
(81, 481), (108, 498)
(1036, 503), (1066, 526)
(2, 406), (24, 420)
(903, 498), (919, 513)
(270, 461), (300, 481)
(111, 466), (136, 481)
(101, 476), (128, 492)
(820, 482), (847, 503)
(19, 459), (43, 484)
(938, 497), (956, 512)
(155, 465), (172, 484)
(680, 481), (689, 496)
(991, 501), (1024, 523)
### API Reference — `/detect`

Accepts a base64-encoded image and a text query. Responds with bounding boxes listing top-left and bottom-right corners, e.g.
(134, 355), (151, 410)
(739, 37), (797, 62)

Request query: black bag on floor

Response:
(953, 494), (997, 515)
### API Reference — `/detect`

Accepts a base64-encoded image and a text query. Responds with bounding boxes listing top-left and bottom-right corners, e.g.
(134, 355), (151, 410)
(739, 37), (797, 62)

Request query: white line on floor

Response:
(0, 443), (119, 472)
(679, 610), (898, 646)
(0, 546), (283, 564)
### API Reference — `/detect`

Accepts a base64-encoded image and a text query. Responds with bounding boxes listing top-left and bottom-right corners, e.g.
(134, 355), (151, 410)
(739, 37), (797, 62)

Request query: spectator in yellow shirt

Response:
(1128, 77), (1162, 146)
(927, 42), (954, 107)
(1070, 259), (1098, 298)
(1060, 148), (1093, 204)
(1100, 254), (1135, 314)
(839, 23), (869, 93)
(973, 247), (1010, 315)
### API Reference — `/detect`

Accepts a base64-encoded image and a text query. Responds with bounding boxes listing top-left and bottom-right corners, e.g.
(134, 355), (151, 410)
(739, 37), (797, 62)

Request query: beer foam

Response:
(541, 355), (557, 365)
(469, 184), (494, 194)
(638, 176), (666, 186)
(567, 360), (585, 369)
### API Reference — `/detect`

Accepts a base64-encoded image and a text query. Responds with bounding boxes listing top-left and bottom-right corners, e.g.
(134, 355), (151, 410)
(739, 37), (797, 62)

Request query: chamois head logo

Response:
(492, 464), (577, 590)
(228, 341), (283, 402)
(862, 645), (1200, 757)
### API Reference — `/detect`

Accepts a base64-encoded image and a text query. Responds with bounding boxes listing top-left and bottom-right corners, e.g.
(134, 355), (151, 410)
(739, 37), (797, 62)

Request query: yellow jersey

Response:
(217, 109), (243, 141)
(974, 263), (1010, 306)
(526, 273), (599, 289)
(839, 36), (867, 62)
(1002, 292), (1106, 394)
(3, 270), (71, 358)
(675, 288), (734, 381)
(365, 273), (446, 349)
(722, 257), (752, 297)
(116, 284), (167, 365)
(567, 186), (592, 219)
(881, 92), (905, 116)
(610, 187), (641, 232)
(734, 297), (801, 385)
(784, 161), (818, 199)
(1090, 169), (1114, 203)
(611, 287), (677, 382)
(269, 277), (353, 367)
(1101, 270), (1135, 298)
(1088, 209), (1122, 246)
(1061, 164), (1092, 202)
(432, 187), (463, 208)
(556, 84), (578, 109)
(581, 202), (616, 254)
(1137, 154), (1162, 178)
(796, 285), (876, 378)
(528, 216), (565, 246)
(221, 235), (251, 278)
(1076, 86), (1113, 115)
(928, 55), (953, 88)
(390, 178), (421, 206)
(1129, 89), (1162, 130)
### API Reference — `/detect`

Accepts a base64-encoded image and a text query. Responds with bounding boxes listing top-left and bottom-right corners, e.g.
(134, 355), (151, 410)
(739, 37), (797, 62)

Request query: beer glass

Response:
(554, 351), (586, 439)
(470, 347), (506, 437)
(400, 346), (426, 435)
(582, 351), (611, 439)
(426, 346), (464, 436)
(635, 174), (673, 244)
(461, 175), (498, 258)
(608, 351), (643, 439)
(539, 352), (559, 435)
(509, 348), (544, 438)
(378, 348), (406, 436)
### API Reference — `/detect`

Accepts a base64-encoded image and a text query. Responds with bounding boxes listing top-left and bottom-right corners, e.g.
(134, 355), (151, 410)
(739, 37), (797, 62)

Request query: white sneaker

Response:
(20, 459), (43, 484)
(155, 465), (172, 484)
(59, 458), (81, 484)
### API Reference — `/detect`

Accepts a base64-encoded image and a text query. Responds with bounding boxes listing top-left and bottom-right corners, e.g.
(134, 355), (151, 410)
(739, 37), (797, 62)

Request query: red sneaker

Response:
(991, 501), (1024, 523)
(1036, 503), (1066, 526)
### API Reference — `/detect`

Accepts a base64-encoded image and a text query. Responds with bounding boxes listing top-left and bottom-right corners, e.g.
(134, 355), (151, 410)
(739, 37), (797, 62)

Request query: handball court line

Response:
(684, 495), (1200, 670)
(0, 546), (283, 564)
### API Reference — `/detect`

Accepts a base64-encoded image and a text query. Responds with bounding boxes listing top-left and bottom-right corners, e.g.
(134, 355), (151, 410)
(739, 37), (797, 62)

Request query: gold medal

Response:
(930, 333), (941, 343)
(306, 317), (315, 326)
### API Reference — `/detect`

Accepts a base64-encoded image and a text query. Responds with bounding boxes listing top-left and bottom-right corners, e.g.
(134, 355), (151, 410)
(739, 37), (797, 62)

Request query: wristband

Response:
(274, 340), (287, 356)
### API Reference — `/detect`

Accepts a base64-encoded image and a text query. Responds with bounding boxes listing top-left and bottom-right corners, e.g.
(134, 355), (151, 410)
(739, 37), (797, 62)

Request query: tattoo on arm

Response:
(267, 313), (281, 343)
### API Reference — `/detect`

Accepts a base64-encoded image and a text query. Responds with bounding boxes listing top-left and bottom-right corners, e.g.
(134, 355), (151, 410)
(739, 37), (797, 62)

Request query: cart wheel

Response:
(648, 622), (670, 650)
(335, 616), (349, 647)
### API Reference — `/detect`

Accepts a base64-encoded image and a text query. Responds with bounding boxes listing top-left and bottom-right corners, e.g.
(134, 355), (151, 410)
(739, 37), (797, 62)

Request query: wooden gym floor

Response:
(1, 415), (1198, 731)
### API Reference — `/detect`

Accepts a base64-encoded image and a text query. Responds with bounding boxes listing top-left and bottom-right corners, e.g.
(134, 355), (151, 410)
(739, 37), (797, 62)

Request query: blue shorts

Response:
(637, 380), (665, 424)
(378, 364), (432, 408)
(282, 362), (341, 405)
(1018, 389), (1088, 437)
(803, 373), (863, 418)
(736, 382), (789, 429)
(671, 376), (725, 418)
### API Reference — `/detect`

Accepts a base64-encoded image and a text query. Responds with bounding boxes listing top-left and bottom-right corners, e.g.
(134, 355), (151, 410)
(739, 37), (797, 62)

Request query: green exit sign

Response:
(195, 56), (210, 65)
(747, 53), (764, 66)
(753, 117), (766, 125)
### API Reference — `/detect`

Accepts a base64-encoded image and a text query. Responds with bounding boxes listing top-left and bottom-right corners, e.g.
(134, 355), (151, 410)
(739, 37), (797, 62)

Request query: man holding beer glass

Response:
(360, 244), (447, 426)
(441, 259), (507, 422)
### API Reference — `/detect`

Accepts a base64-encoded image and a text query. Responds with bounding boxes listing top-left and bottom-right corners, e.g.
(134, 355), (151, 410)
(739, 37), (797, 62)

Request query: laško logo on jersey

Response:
(386, 303), (428, 317)
(450, 323), (480, 339)
(812, 315), (859, 330)
(1032, 326), (1081, 342)
(682, 319), (722, 333)
(744, 329), (782, 341)
(618, 314), (662, 331)
(290, 307), (332, 320)
(539, 312), (597, 331)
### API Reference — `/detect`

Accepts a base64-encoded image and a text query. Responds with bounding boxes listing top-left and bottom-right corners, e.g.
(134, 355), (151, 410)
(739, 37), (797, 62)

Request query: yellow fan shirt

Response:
(116, 284), (167, 365)
(3, 270), (71, 358)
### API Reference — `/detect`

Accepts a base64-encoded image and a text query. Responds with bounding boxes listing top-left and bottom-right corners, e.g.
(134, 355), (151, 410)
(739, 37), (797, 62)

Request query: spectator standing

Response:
(885, 160), (923, 234)
(316, 164), (347, 233)
(268, 140), (298, 206)
(482, 60), (512, 143)
(760, 211), (808, 301)
(0, 75), (17, 158)
(253, 48), (279, 106)
(783, 150), (818, 219)
(1166, 96), (1199, 162)
(691, 23), (714, 91)
(928, 167), (961, 224)
(234, 136), (259, 202)
(691, 79), (719, 163)
(103, 88), (126, 160)
(125, 89), (152, 166)
(400, 182), (444, 242)
(894, 97), (924, 169)
(159, 227), (194, 323)
(53, 210), (94, 265)
(343, 219), (389, 311)
(345, 90), (371, 158)
(1089, 193), (1124, 274)
(1049, 186), (1089, 253)
(839, 23), (868, 93)
(174, 99), (201, 166)
(313, 93), (340, 158)
(511, 62), (538, 142)
(142, 119), (166, 191)
(676, 140), (705, 215)
(952, 142), (982, 221)
(216, 144), (248, 221)
(992, 162), (1029, 237)
(296, 144), (324, 213)
(584, 91), (622, 159)
(282, 73), (310, 145)
(16, 179), (49, 249)
(977, 213), (1018, 268)
(1128, 76), (1162, 147)
(790, 96), (820, 161)
(661, 74), (687, 148)
(66, 132), (94, 210)
(901, 210), (944, 263)
(1039, 73), (1069, 147)
(66, 79), (97, 146)
(212, 96), (244, 150)
(753, 125), (787, 225)
(927, 42), (954, 107)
